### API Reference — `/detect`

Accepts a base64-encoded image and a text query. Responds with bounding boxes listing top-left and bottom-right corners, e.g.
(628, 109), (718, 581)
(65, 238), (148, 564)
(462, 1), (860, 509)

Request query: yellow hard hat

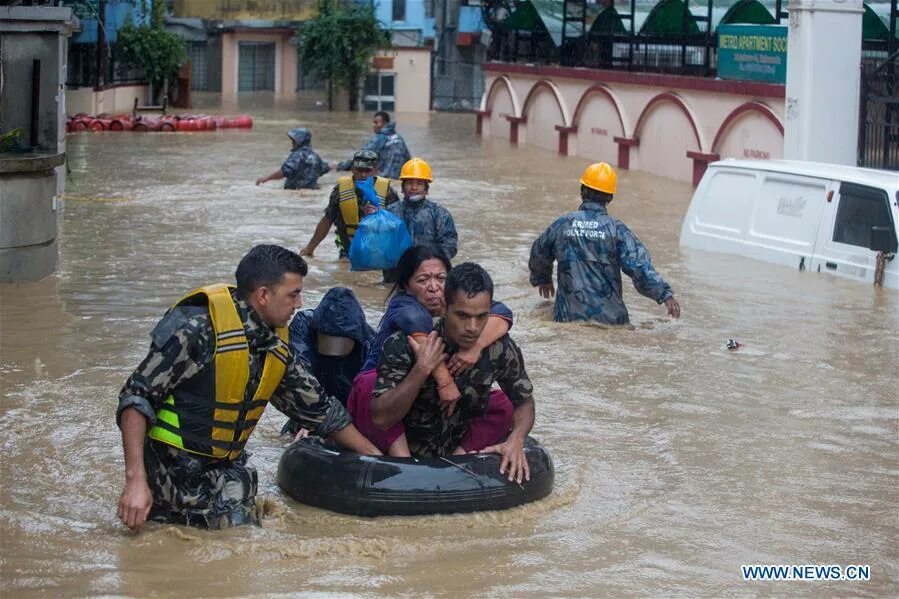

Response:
(579, 162), (617, 194)
(399, 157), (433, 182)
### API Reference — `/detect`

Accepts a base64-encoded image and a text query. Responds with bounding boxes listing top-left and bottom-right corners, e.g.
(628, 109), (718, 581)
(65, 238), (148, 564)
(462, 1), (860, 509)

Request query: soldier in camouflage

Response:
(372, 263), (535, 484)
(300, 150), (400, 260)
(336, 111), (411, 180)
(116, 245), (380, 531)
(528, 162), (681, 325)
(256, 127), (332, 189)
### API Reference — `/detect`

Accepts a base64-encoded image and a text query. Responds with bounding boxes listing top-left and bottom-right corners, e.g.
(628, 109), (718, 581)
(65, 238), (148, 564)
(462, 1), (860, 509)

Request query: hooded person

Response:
(382, 158), (458, 282)
(283, 287), (376, 435)
(256, 127), (332, 190)
(336, 111), (411, 180)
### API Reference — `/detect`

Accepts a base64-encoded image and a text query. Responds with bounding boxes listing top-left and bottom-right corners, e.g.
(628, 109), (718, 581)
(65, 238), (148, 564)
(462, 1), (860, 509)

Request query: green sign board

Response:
(718, 24), (788, 84)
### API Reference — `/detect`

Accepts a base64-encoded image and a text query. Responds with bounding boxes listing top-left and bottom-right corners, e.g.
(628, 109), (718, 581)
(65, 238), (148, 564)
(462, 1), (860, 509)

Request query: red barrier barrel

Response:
(233, 115), (253, 128)
(109, 118), (132, 131)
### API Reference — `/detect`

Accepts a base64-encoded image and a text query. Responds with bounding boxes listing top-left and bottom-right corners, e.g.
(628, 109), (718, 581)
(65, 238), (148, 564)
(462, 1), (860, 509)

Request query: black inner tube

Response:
(277, 436), (554, 517)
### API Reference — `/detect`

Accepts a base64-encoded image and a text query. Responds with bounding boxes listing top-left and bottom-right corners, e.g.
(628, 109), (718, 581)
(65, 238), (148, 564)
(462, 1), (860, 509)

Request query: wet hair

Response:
(580, 185), (613, 205)
(235, 244), (308, 299)
(388, 245), (452, 301)
(444, 262), (494, 306)
(374, 111), (390, 123)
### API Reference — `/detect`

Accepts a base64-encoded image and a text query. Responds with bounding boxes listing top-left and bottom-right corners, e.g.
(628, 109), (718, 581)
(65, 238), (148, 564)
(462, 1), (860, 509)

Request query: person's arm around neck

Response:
(478, 316), (510, 351)
(117, 408), (152, 532)
(447, 315), (510, 377)
(371, 331), (445, 430)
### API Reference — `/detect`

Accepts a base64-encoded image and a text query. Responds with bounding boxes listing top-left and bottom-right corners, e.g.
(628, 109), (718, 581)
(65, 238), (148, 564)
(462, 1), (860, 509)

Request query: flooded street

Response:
(1, 95), (897, 596)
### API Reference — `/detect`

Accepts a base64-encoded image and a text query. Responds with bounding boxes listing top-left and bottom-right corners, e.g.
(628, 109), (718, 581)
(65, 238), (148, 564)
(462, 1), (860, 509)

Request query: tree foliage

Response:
(116, 1), (186, 96)
(298, 1), (391, 110)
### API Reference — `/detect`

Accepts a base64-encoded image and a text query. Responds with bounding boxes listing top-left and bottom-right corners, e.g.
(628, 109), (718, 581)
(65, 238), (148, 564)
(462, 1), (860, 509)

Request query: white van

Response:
(680, 159), (899, 290)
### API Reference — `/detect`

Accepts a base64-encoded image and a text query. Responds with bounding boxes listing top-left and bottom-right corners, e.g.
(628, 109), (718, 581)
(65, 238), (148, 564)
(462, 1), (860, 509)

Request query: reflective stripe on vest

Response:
(147, 284), (290, 460)
(337, 176), (391, 239)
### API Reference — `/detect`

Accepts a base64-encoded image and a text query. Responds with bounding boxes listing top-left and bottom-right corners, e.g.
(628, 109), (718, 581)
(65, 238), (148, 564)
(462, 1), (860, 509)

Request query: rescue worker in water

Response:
(300, 150), (399, 259)
(116, 245), (380, 531)
(528, 162), (681, 325)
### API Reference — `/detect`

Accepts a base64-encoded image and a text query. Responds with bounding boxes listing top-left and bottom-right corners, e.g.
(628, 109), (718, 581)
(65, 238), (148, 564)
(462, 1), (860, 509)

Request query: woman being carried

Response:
(347, 245), (514, 456)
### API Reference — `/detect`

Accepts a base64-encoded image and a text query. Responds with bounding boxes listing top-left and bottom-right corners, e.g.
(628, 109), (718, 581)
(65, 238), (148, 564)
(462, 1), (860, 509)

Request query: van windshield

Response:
(833, 183), (893, 248)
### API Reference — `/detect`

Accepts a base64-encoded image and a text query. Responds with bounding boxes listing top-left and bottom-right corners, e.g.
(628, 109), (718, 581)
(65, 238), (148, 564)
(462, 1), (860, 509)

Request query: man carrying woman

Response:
(346, 247), (536, 483)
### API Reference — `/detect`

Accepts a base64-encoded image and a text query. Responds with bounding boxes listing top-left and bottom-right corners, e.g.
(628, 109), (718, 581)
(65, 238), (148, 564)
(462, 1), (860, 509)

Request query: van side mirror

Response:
(870, 226), (898, 253)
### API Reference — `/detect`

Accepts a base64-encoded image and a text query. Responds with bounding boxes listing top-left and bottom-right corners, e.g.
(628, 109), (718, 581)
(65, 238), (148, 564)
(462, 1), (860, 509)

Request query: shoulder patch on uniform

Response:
(150, 306), (208, 349)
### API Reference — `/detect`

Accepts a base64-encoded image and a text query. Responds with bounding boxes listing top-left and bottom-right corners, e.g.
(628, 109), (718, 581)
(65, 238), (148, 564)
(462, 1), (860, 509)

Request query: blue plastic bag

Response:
(348, 210), (412, 271)
(355, 177), (380, 208)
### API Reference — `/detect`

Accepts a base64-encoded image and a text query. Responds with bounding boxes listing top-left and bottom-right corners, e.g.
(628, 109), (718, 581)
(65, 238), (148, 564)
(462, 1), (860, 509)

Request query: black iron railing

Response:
(859, 50), (899, 170)
(67, 42), (146, 88)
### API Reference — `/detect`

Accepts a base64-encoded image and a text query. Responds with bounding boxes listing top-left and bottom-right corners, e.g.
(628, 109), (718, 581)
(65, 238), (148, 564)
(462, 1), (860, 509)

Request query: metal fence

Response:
(433, 58), (485, 111)
(858, 52), (899, 170)
(66, 42), (146, 88)
(489, 30), (717, 76)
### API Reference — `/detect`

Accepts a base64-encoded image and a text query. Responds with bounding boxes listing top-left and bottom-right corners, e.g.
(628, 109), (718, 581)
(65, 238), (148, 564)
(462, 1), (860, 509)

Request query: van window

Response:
(833, 183), (892, 248)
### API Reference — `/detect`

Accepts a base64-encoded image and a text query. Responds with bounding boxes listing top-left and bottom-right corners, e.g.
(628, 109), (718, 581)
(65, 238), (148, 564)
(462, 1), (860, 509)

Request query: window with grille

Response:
(188, 42), (208, 91)
(238, 42), (275, 91)
(363, 72), (396, 112)
(392, 0), (406, 22)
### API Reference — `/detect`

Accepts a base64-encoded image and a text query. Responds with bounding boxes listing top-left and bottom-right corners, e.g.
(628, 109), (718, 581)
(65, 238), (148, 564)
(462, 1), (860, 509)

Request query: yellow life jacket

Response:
(337, 176), (391, 240)
(147, 284), (290, 460)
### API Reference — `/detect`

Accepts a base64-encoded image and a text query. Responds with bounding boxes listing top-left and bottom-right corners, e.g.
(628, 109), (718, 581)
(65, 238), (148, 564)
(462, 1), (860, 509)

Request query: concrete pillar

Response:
(0, 7), (79, 283)
(783, 0), (864, 164)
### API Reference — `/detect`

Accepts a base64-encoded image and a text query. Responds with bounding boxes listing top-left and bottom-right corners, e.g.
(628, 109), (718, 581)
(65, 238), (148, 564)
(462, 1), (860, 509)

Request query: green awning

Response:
(640, 0), (700, 35)
(718, 0), (775, 29)
(588, 6), (627, 36)
(862, 3), (894, 41)
(501, 0), (565, 46)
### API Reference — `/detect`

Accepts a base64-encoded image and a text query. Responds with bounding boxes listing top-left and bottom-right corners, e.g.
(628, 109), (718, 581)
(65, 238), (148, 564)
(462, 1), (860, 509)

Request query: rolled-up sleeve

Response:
(489, 300), (514, 328)
(373, 332), (414, 399)
(270, 359), (352, 435)
(493, 337), (534, 407)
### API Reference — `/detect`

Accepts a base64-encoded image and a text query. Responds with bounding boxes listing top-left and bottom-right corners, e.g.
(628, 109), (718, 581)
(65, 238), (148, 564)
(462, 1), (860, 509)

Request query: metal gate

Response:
(238, 42), (275, 92)
(858, 51), (899, 171)
(432, 58), (484, 111)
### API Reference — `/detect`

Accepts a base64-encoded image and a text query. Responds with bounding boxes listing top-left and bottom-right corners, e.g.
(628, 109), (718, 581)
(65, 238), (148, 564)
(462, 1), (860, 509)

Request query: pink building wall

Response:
(221, 29), (297, 96)
(478, 64), (786, 185)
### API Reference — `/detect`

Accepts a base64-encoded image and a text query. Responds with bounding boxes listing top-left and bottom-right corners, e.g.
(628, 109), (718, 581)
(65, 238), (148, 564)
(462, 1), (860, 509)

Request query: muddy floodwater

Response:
(1, 95), (897, 597)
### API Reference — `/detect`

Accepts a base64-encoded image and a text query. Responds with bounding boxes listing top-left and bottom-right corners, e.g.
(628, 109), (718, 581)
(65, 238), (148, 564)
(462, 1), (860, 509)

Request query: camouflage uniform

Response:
(337, 122), (411, 179)
(324, 179), (399, 252)
(117, 290), (351, 529)
(386, 198), (458, 258)
(528, 201), (673, 325)
(373, 320), (534, 457)
(282, 128), (330, 190)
